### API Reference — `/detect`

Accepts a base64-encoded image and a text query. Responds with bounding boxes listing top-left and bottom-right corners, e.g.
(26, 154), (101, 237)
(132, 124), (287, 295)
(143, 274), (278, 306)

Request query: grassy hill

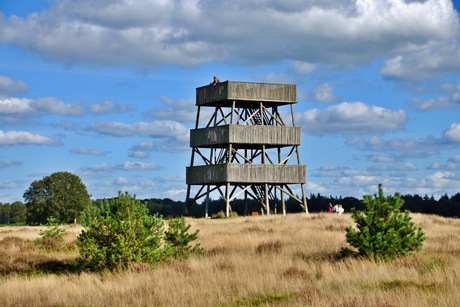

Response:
(0, 213), (459, 306)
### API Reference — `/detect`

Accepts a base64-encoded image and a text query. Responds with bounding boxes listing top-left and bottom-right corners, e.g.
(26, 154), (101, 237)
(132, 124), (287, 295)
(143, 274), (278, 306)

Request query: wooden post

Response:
(291, 104), (308, 214)
(244, 190), (248, 216)
(265, 183), (269, 216)
(231, 100), (235, 124)
(205, 185), (210, 218)
(226, 182), (230, 217)
(282, 190), (286, 216)
(278, 147), (286, 216)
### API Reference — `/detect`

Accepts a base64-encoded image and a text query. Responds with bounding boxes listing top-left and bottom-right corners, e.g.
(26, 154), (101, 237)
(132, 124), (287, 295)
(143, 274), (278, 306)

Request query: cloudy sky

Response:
(1, 0), (460, 204)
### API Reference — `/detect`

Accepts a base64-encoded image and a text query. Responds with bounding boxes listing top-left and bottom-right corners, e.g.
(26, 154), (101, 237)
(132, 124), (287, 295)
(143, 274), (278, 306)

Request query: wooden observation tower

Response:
(185, 81), (308, 217)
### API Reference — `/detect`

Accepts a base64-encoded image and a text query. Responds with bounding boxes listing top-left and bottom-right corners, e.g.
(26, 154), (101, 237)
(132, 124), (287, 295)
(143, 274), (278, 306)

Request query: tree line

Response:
(178, 192), (460, 218)
(1, 187), (459, 226)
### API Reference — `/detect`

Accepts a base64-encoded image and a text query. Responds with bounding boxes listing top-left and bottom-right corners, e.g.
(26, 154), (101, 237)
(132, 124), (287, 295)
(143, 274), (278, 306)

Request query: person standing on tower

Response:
(211, 76), (220, 87)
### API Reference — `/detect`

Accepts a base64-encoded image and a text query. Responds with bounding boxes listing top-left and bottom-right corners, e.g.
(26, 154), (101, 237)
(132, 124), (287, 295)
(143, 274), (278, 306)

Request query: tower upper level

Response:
(196, 81), (297, 108)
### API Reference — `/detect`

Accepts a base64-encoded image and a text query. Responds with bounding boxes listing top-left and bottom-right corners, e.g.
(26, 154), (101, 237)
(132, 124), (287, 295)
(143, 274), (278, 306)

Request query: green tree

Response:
(0, 203), (11, 224)
(10, 201), (26, 224)
(24, 171), (91, 225)
(77, 192), (167, 272)
(164, 217), (203, 260)
(341, 184), (425, 260)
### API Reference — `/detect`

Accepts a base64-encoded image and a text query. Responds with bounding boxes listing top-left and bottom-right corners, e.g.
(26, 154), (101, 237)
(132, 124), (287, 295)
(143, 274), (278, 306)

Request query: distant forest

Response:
(141, 192), (460, 219)
(1, 192), (459, 225)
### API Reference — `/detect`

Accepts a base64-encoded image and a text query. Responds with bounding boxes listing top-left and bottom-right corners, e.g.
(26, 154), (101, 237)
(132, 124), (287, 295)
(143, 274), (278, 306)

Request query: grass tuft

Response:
(231, 292), (295, 306)
(255, 240), (283, 254)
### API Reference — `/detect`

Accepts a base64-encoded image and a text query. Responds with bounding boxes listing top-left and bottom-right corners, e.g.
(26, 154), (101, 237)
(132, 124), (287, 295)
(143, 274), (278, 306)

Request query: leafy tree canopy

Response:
(23, 171), (90, 225)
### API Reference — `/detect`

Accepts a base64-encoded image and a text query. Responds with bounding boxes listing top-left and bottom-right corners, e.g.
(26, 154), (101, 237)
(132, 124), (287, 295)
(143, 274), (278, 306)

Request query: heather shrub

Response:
(256, 240), (283, 254)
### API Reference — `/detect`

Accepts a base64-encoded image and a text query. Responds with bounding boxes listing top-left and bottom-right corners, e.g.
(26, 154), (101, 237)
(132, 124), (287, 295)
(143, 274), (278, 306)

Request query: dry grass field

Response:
(0, 213), (459, 306)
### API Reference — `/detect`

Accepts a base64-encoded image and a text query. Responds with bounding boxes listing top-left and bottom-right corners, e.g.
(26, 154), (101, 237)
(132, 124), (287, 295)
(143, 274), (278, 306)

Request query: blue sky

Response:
(1, 0), (460, 203)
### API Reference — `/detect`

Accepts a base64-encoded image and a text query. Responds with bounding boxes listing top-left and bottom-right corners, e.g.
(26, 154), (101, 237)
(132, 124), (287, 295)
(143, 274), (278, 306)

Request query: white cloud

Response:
(428, 160), (459, 171)
(0, 180), (21, 189)
(0, 97), (84, 117)
(261, 72), (291, 84)
(0, 130), (60, 146)
(316, 166), (374, 178)
(89, 120), (189, 137)
(367, 154), (397, 163)
(312, 83), (339, 103)
(0, 0), (457, 69)
(408, 82), (460, 111)
(163, 187), (186, 198)
(0, 76), (28, 96)
(60, 120), (75, 129)
(367, 162), (417, 171)
(81, 163), (112, 172)
(146, 97), (196, 122)
(296, 101), (406, 135)
(78, 163), (113, 179)
(335, 175), (377, 186)
(305, 181), (328, 196)
(161, 175), (185, 182)
(289, 61), (316, 75)
(349, 136), (438, 156)
(34, 97), (84, 115)
(309, 166), (460, 199)
(89, 100), (132, 114)
(442, 83), (460, 103)
(0, 160), (22, 168)
(380, 40), (460, 80)
(129, 151), (150, 159)
(428, 161), (442, 170)
(130, 137), (189, 153)
(0, 97), (34, 115)
(444, 123), (460, 143)
(408, 96), (455, 111)
(450, 154), (460, 163)
(347, 121), (460, 157)
(116, 161), (161, 171)
(113, 177), (130, 185)
(70, 147), (108, 156)
(421, 171), (456, 189)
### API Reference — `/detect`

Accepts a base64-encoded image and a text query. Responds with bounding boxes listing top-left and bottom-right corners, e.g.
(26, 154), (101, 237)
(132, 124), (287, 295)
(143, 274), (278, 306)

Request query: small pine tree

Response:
(164, 217), (203, 260)
(37, 216), (66, 250)
(77, 192), (166, 272)
(341, 184), (425, 260)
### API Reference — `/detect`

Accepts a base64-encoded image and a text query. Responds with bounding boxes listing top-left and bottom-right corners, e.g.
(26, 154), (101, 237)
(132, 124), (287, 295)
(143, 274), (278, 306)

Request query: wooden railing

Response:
(196, 81), (296, 105)
(186, 164), (306, 185)
(190, 125), (301, 147)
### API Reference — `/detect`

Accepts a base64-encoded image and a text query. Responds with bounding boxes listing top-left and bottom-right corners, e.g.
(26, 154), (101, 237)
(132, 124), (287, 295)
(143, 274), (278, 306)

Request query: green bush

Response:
(164, 217), (203, 260)
(37, 216), (66, 250)
(77, 192), (202, 272)
(77, 192), (166, 272)
(341, 184), (425, 260)
(213, 209), (238, 218)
